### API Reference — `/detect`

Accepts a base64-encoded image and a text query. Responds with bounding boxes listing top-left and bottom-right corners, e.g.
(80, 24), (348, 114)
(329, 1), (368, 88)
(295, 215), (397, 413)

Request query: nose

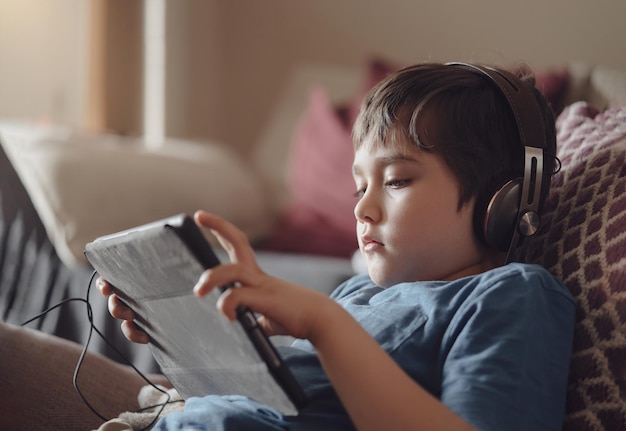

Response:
(354, 189), (382, 224)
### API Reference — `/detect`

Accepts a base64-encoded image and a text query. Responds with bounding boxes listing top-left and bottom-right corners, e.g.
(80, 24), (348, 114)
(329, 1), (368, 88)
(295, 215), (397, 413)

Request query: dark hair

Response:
(352, 63), (557, 219)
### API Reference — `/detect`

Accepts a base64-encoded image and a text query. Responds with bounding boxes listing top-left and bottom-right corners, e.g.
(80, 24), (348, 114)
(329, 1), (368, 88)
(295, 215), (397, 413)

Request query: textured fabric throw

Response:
(518, 101), (626, 431)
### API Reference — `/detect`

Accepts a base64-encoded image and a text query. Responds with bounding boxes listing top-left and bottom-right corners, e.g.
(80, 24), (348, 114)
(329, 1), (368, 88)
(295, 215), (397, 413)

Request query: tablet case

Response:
(84, 214), (306, 415)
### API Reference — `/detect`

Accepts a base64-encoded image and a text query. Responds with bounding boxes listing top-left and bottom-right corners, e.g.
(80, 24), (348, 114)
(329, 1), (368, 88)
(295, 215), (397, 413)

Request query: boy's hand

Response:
(96, 277), (150, 344)
(193, 210), (336, 342)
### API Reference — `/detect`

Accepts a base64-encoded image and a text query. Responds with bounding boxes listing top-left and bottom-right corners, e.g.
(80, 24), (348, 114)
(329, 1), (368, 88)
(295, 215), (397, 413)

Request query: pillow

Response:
(0, 122), (274, 267)
(259, 59), (399, 258)
(533, 67), (570, 114)
(517, 102), (626, 431)
(259, 86), (358, 257)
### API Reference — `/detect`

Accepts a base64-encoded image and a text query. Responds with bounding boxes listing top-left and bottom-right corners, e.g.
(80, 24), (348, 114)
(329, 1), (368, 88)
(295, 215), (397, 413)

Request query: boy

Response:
(104, 63), (575, 430)
(0, 62), (575, 431)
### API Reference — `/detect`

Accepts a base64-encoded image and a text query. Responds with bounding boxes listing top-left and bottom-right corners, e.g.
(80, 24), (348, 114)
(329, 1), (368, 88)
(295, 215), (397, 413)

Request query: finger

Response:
(215, 288), (239, 321)
(215, 284), (302, 338)
(194, 210), (258, 266)
(193, 264), (262, 298)
(216, 280), (280, 322)
(96, 277), (114, 296)
(121, 320), (150, 344)
(257, 315), (288, 337)
(108, 294), (135, 321)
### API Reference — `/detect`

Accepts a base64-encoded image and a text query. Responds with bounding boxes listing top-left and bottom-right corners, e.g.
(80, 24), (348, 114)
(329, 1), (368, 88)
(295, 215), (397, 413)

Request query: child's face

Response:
(352, 135), (493, 287)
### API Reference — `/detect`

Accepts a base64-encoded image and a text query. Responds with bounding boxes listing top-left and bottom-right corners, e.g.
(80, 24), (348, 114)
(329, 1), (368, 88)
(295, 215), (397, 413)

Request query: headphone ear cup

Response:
(483, 180), (522, 252)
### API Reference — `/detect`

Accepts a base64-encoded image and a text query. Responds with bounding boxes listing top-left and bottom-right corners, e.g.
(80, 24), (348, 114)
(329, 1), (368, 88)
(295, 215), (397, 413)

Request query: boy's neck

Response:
(444, 251), (507, 281)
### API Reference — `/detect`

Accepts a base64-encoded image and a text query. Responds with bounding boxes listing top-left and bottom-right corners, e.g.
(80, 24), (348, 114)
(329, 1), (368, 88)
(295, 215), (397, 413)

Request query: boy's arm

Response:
(310, 300), (477, 431)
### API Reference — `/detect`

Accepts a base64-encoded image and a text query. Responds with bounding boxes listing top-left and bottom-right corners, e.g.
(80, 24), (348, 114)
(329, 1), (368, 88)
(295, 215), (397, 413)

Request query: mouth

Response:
(361, 236), (384, 253)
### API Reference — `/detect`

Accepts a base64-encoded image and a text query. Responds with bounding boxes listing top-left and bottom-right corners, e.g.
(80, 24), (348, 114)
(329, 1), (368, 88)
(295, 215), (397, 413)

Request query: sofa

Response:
(0, 60), (625, 430)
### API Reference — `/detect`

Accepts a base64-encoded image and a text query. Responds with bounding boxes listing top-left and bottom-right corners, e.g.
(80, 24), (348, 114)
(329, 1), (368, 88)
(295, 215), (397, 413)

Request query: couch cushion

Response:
(0, 122), (275, 267)
(259, 86), (358, 257)
(252, 63), (363, 215)
(518, 101), (626, 431)
(257, 60), (400, 257)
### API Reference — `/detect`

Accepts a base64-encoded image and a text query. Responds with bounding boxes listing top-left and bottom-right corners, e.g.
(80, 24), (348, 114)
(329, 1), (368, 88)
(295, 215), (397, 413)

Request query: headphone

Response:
(446, 62), (549, 261)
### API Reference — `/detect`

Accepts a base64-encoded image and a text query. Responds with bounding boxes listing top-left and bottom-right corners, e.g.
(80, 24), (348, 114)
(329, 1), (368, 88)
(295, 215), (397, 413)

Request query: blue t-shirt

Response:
(154, 263), (575, 431)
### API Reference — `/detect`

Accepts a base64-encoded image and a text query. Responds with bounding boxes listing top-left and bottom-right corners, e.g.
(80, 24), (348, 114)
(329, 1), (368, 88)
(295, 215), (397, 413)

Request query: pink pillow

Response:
(534, 67), (570, 114)
(518, 101), (626, 431)
(259, 86), (358, 257)
(260, 59), (401, 257)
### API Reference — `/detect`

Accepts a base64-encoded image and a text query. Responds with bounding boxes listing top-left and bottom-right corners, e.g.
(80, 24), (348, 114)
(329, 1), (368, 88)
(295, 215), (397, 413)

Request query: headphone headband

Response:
(446, 63), (547, 150)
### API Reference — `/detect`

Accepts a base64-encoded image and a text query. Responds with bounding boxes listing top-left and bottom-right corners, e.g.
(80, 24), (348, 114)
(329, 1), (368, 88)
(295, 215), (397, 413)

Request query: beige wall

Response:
(169, 0), (626, 154)
(0, 0), (89, 126)
(1, 0), (625, 154)
(164, 0), (224, 144)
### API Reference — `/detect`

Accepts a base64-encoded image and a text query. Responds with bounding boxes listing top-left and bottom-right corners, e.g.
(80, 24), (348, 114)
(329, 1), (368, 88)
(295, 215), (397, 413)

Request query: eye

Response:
(385, 178), (411, 189)
(353, 187), (366, 199)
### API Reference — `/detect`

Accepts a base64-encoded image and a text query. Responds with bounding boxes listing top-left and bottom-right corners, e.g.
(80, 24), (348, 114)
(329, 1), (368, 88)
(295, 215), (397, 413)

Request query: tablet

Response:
(84, 214), (307, 415)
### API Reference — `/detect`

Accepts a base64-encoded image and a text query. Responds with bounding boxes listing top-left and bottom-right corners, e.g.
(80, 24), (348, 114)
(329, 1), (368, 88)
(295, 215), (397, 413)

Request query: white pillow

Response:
(0, 122), (275, 267)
